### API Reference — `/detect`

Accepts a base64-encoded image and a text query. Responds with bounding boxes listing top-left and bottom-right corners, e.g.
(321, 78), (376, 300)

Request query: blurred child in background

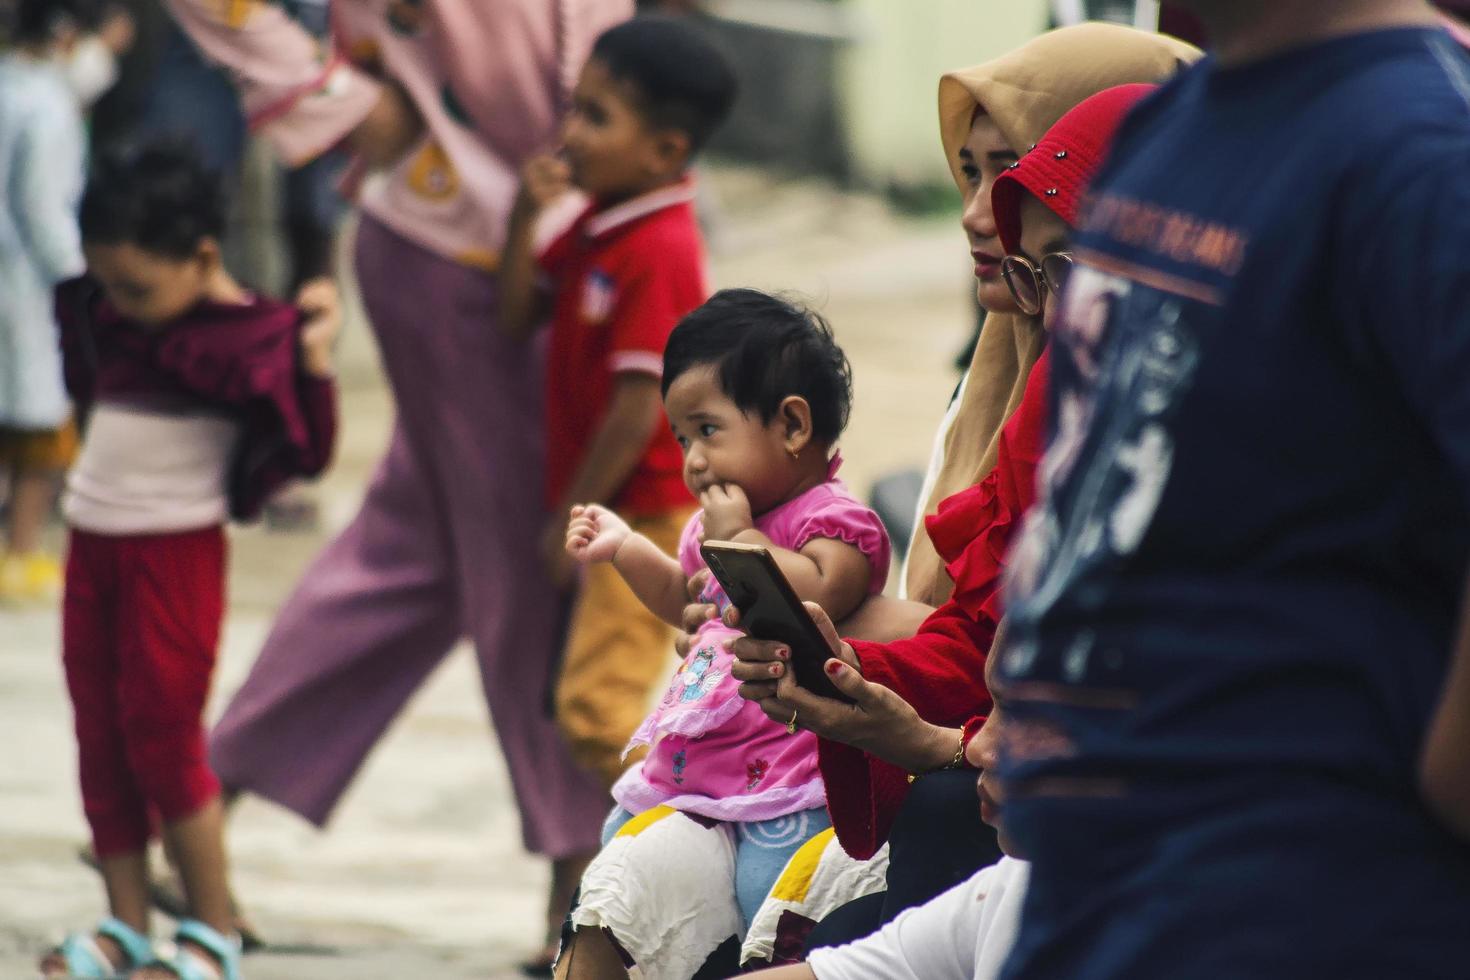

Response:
(40, 140), (337, 980)
(0, 0), (105, 603)
(501, 14), (738, 784)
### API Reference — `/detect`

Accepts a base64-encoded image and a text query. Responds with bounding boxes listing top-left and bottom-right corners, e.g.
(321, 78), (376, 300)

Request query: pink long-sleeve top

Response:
(165, 0), (632, 271)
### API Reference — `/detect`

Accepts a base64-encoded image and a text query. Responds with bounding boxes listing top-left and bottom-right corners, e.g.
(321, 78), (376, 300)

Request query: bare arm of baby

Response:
(566, 504), (689, 627)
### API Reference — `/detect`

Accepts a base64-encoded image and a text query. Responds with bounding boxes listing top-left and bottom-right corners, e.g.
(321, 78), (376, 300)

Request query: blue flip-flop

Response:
(45, 916), (154, 977)
(140, 920), (242, 980)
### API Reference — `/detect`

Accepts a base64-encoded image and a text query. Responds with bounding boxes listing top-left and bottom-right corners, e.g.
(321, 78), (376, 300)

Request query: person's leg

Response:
(565, 807), (742, 980)
(540, 852), (595, 970)
(43, 530), (154, 976)
(746, 777), (995, 966)
(157, 800), (232, 934)
(553, 510), (691, 786)
(38, 851), (153, 977)
(378, 216), (605, 861)
(6, 468), (56, 554)
(734, 808), (835, 930)
(0, 469), (62, 601)
(794, 773), (998, 962)
(740, 830), (890, 968)
(208, 425), (465, 821)
(327, 218), (607, 965)
(97, 852), (152, 935)
(778, 774), (1001, 967)
(547, 806), (636, 976)
(115, 527), (234, 967)
(555, 928), (630, 980)
(41, 854), (154, 977)
(1, 424), (77, 602)
(154, 789), (257, 947)
(208, 221), (471, 825)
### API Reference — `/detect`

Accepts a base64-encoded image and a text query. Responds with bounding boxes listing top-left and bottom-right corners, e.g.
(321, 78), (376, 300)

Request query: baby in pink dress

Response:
(616, 469), (888, 822)
(564, 289), (890, 973)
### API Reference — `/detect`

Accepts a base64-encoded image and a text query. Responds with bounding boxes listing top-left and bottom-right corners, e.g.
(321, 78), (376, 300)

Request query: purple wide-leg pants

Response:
(210, 217), (605, 857)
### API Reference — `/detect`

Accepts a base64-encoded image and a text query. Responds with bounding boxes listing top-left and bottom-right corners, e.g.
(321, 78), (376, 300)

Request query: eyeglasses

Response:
(1001, 251), (1074, 317)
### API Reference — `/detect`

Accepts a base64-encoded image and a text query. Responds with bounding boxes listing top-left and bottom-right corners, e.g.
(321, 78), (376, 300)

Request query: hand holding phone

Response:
(700, 540), (855, 704)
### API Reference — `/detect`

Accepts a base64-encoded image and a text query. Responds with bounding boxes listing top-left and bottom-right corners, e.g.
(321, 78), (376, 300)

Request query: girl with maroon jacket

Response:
(41, 140), (336, 980)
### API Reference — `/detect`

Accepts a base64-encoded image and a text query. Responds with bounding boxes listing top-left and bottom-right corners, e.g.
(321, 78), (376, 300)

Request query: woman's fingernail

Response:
(776, 647), (790, 661)
(826, 660), (843, 676)
(769, 664), (783, 677)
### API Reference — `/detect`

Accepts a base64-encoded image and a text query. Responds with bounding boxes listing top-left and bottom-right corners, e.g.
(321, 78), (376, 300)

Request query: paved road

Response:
(0, 167), (970, 978)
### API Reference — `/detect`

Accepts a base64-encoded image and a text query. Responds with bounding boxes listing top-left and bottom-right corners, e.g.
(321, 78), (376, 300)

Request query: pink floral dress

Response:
(612, 458), (891, 822)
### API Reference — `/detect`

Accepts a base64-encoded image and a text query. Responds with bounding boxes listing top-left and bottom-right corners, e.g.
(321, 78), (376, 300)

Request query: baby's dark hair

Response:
(79, 139), (226, 260)
(10, 0), (103, 44)
(592, 16), (738, 154)
(662, 289), (853, 445)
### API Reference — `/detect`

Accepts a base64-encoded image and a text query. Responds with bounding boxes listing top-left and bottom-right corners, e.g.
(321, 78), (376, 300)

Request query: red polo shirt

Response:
(539, 179), (705, 516)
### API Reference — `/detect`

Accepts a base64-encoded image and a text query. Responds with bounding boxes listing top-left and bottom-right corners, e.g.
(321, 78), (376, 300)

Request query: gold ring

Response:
(786, 709), (799, 735)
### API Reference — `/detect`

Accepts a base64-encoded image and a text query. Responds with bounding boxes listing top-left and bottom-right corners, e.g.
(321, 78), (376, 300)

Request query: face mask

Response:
(65, 35), (119, 107)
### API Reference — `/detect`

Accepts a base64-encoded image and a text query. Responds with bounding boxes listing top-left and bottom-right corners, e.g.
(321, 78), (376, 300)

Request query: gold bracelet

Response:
(906, 728), (968, 783)
(941, 727), (968, 770)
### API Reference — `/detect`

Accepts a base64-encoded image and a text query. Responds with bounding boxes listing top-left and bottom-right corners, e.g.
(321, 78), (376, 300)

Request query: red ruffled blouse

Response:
(820, 350), (1052, 858)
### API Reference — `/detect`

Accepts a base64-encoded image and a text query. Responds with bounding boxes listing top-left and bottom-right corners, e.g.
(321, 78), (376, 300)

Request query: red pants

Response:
(63, 526), (226, 857)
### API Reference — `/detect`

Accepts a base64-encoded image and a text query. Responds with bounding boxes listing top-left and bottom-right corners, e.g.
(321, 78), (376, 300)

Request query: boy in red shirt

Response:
(500, 16), (738, 792)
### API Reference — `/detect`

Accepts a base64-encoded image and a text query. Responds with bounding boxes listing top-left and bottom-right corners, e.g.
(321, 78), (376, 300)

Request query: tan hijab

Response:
(905, 22), (1202, 607)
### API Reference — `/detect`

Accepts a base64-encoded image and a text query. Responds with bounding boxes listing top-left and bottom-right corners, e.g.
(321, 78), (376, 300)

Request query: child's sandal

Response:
(139, 920), (242, 980)
(76, 848), (264, 953)
(42, 916), (154, 977)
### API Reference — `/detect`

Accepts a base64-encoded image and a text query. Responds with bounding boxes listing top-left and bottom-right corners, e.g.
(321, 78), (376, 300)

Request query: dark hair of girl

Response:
(662, 288), (853, 445)
(79, 138), (226, 260)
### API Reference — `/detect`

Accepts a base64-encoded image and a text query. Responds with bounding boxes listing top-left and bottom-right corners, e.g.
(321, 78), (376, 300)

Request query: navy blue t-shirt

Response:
(999, 28), (1470, 979)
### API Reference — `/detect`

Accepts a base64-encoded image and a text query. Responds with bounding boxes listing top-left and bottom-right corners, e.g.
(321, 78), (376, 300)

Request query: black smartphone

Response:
(699, 539), (855, 704)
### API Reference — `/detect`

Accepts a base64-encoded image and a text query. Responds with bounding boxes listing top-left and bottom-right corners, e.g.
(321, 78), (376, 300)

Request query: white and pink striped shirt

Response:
(64, 402), (240, 535)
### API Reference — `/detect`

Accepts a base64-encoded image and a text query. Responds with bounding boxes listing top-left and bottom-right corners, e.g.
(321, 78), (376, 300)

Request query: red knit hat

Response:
(993, 83), (1157, 255)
